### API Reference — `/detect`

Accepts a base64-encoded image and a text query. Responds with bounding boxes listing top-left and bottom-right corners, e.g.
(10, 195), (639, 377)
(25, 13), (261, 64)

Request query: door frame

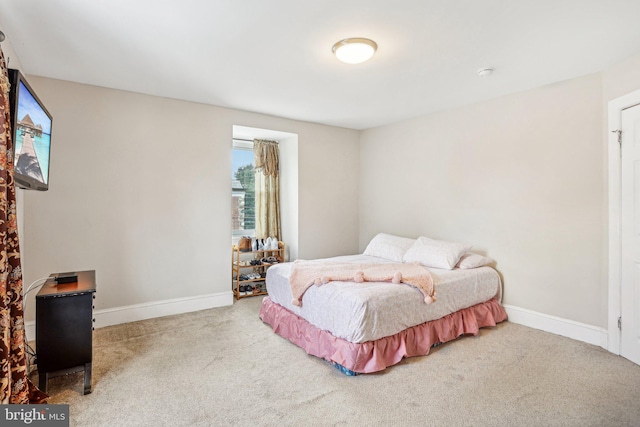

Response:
(608, 88), (640, 355)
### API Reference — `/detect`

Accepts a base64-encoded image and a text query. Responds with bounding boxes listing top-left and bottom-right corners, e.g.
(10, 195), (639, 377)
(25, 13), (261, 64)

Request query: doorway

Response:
(609, 89), (640, 365)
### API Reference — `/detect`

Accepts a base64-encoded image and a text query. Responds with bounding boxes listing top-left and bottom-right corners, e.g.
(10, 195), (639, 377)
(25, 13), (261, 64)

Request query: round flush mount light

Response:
(332, 38), (378, 64)
(477, 68), (495, 77)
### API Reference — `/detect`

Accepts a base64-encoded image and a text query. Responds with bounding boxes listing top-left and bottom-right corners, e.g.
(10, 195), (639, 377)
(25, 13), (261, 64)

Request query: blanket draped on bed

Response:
(289, 260), (435, 306)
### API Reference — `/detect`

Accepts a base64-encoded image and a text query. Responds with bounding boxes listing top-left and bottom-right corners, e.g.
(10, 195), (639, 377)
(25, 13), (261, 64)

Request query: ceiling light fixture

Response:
(332, 38), (377, 64)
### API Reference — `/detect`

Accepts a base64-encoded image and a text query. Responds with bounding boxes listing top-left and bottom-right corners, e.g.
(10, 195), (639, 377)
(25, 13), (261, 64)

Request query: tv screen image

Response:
(8, 69), (52, 191)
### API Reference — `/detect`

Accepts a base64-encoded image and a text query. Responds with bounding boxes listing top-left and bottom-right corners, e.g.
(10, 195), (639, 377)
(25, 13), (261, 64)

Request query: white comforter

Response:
(265, 254), (502, 343)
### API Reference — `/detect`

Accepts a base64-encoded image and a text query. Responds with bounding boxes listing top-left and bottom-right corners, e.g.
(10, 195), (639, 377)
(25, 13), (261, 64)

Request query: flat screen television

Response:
(7, 69), (52, 191)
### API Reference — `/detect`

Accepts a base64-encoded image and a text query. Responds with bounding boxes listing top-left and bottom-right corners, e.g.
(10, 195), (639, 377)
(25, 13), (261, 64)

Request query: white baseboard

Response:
(504, 304), (608, 349)
(25, 291), (234, 342)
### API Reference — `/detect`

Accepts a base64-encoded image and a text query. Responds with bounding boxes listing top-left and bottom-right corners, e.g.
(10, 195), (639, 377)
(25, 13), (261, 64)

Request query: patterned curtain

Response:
(254, 139), (281, 239)
(0, 47), (48, 403)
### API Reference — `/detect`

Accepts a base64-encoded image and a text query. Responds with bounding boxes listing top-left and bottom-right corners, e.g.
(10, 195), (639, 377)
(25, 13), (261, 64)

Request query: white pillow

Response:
(363, 233), (416, 263)
(456, 253), (493, 269)
(403, 237), (471, 270)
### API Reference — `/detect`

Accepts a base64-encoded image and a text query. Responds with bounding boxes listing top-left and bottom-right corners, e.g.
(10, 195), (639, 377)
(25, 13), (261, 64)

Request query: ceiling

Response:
(1, 0), (640, 130)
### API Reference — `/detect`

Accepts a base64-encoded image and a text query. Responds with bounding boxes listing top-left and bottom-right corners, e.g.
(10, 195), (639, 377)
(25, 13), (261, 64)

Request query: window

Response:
(232, 140), (255, 240)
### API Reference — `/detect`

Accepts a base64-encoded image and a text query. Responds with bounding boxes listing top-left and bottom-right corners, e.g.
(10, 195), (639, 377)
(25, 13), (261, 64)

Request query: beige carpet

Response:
(37, 297), (640, 427)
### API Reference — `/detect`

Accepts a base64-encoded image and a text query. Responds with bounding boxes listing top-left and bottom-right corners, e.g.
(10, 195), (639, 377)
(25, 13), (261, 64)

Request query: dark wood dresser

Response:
(36, 270), (96, 394)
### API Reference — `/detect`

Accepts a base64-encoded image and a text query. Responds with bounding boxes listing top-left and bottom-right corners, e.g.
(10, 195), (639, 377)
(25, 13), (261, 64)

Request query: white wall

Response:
(0, 35), (23, 72)
(21, 77), (360, 321)
(278, 133), (300, 261)
(360, 73), (605, 327)
(602, 52), (640, 103)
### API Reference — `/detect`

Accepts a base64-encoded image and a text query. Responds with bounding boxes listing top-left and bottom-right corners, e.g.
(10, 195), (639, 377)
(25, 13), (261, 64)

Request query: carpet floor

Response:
(37, 297), (640, 427)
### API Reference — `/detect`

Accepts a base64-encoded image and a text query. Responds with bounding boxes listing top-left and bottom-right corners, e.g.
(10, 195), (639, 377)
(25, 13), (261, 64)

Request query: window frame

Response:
(232, 139), (255, 242)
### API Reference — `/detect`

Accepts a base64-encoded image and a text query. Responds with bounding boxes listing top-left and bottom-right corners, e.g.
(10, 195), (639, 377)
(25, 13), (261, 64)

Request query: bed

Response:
(258, 234), (508, 374)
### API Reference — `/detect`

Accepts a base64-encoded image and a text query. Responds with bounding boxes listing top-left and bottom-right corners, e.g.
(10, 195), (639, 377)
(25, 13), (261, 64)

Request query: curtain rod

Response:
(233, 137), (279, 143)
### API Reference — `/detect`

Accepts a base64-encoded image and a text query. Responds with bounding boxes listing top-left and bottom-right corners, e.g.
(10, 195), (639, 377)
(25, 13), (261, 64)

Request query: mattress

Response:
(265, 254), (502, 343)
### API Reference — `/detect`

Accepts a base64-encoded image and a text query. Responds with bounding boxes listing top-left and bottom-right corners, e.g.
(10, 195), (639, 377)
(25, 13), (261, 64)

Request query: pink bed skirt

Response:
(259, 297), (508, 373)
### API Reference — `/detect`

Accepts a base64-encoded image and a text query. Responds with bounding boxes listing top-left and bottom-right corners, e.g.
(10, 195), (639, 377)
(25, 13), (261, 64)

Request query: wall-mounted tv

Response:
(7, 69), (52, 191)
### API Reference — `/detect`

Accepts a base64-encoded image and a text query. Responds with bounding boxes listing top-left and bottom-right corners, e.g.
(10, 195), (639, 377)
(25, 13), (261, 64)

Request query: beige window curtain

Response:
(254, 139), (281, 239)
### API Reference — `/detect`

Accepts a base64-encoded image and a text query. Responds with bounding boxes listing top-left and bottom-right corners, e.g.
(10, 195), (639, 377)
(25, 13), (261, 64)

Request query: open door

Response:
(620, 102), (640, 365)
